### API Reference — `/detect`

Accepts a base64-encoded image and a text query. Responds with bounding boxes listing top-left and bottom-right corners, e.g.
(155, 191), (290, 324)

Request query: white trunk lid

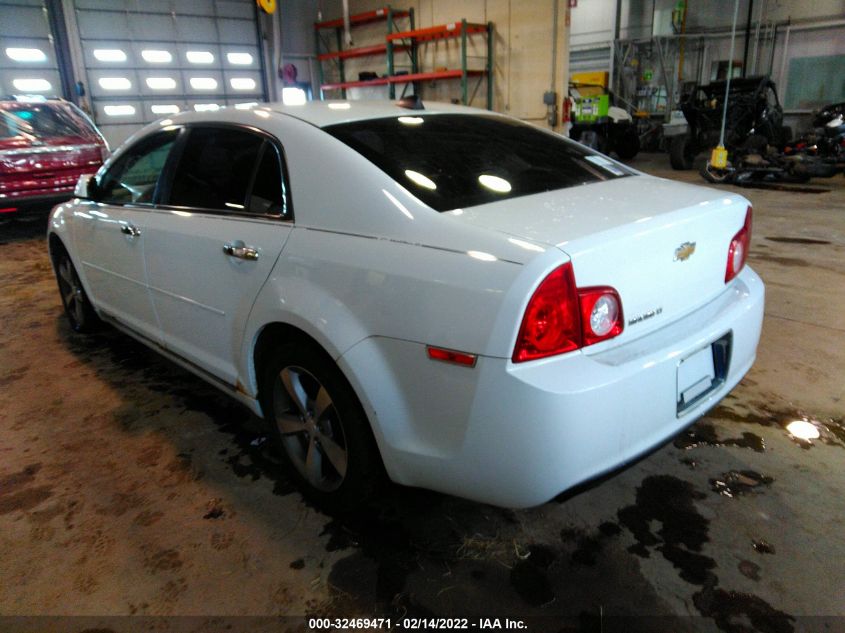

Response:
(450, 175), (751, 343)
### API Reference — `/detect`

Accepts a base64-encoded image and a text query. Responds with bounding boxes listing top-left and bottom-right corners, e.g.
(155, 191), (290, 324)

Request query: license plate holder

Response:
(676, 332), (732, 415)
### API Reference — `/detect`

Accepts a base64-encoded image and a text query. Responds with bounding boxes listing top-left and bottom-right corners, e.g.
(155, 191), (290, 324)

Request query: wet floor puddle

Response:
(709, 470), (773, 497)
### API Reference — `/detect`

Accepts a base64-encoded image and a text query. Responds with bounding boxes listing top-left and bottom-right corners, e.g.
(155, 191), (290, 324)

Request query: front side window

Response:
(167, 127), (266, 213)
(97, 129), (178, 205)
(325, 114), (633, 212)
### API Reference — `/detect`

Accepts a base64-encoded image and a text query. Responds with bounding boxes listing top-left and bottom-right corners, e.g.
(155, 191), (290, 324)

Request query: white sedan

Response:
(47, 100), (764, 509)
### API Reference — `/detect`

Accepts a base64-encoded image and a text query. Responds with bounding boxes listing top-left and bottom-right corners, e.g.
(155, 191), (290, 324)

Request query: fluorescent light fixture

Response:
(282, 87), (307, 105)
(151, 104), (180, 115)
(478, 174), (512, 193)
(190, 77), (217, 90)
(5, 48), (46, 62)
(12, 78), (51, 92)
(93, 49), (127, 62)
(193, 103), (220, 112)
(186, 51), (214, 64)
(230, 77), (256, 91)
(141, 49), (172, 63)
(328, 102), (351, 110)
(226, 52), (253, 65)
(404, 170), (437, 190)
(146, 77), (177, 90)
(98, 77), (131, 90)
(103, 105), (135, 116)
(398, 116), (424, 125)
(234, 102), (258, 110)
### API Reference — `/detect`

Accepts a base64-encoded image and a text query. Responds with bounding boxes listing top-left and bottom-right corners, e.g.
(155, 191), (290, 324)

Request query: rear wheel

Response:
(669, 135), (696, 170)
(54, 250), (100, 333)
(261, 341), (382, 511)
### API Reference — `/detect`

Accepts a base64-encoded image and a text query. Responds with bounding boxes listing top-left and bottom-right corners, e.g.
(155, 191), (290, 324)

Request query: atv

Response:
(669, 75), (790, 170)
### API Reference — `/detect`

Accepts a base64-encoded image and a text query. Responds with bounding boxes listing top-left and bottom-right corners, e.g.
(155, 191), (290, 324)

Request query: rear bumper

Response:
(342, 267), (765, 508)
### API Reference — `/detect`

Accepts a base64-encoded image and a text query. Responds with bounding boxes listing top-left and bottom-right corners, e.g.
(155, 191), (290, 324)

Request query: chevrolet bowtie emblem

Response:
(674, 241), (696, 261)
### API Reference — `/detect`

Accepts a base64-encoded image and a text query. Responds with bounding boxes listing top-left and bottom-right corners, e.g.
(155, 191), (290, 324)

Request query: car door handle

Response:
(120, 224), (141, 237)
(222, 241), (259, 261)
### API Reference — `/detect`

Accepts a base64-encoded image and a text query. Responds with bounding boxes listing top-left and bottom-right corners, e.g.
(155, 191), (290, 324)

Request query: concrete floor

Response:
(1, 156), (844, 632)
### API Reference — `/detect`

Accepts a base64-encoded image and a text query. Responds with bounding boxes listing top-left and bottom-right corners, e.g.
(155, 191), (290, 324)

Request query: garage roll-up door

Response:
(0, 0), (62, 99)
(73, 0), (266, 147)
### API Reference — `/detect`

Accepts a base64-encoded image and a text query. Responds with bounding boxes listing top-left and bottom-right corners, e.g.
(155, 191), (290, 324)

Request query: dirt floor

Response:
(1, 155), (844, 633)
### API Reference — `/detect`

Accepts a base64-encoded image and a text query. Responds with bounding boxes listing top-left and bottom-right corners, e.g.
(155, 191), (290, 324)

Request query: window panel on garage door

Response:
(72, 0), (265, 147)
(0, 0), (62, 99)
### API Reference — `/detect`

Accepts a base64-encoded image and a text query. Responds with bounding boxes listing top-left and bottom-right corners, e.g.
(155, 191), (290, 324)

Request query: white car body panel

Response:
(69, 201), (161, 343)
(47, 101), (765, 507)
(143, 211), (291, 385)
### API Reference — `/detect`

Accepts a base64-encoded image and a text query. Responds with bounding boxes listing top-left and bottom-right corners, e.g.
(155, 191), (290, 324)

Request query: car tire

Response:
(669, 135), (696, 170)
(261, 341), (382, 512)
(54, 249), (100, 333)
(614, 128), (640, 160)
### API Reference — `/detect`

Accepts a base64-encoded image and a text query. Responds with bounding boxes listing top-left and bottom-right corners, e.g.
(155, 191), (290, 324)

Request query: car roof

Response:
(166, 100), (494, 129)
(264, 100), (495, 128)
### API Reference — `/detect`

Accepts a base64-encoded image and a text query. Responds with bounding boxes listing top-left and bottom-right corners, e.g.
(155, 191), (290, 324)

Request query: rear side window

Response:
(248, 143), (286, 216)
(97, 129), (178, 205)
(167, 127), (266, 213)
(325, 114), (632, 212)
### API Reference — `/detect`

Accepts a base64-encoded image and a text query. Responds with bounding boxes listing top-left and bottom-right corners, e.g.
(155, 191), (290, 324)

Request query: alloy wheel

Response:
(272, 365), (348, 492)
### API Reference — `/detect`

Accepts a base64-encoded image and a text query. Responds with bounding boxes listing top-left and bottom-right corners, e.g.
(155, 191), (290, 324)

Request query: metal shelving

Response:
(315, 9), (493, 109)
(386, 20), (493, 108)
(314, 6), (415, 100)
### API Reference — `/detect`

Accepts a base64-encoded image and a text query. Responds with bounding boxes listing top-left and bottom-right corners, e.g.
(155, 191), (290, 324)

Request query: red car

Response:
(1, 99), (108, 216)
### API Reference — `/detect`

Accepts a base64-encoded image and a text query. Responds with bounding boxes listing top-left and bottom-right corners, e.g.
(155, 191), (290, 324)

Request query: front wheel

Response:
(54, 250), (100, 333)
(261, 341), (382, 512)
(669, 135), (696, 170)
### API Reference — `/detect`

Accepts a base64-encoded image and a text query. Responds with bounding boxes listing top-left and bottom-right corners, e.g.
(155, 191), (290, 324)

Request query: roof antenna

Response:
(397, 95), (424, 110)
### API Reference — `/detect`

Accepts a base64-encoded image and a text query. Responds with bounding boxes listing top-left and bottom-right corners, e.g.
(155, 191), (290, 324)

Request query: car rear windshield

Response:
(324, 114), (632, 212)
(0, 103), (96, 140)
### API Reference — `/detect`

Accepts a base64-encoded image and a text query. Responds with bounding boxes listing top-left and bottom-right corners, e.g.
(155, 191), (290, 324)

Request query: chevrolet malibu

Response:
(47, 101), (764, 509)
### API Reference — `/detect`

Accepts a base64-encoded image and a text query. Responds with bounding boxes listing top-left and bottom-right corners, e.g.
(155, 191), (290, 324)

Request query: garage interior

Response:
(1, 0), (844, 631)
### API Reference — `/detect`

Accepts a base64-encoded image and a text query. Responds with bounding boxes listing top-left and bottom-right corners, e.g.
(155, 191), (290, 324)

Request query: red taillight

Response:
(512, 263), (581, 362)
(725, 205), (752, 283)
(512, 263), (624, 363)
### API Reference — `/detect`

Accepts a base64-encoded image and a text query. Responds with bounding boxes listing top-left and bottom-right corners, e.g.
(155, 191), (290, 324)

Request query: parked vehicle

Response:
(48, 101), (764, 509)
(568, 83), (641, 160)
(701, 101), (845, 184)
(1, 98), (107, 217)
(783, 101), (845, 167)
(669, 76), (789, 170)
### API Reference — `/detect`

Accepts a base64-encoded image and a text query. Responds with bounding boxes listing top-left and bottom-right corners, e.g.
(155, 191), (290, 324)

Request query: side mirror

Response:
(74, 174), (99, 201)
